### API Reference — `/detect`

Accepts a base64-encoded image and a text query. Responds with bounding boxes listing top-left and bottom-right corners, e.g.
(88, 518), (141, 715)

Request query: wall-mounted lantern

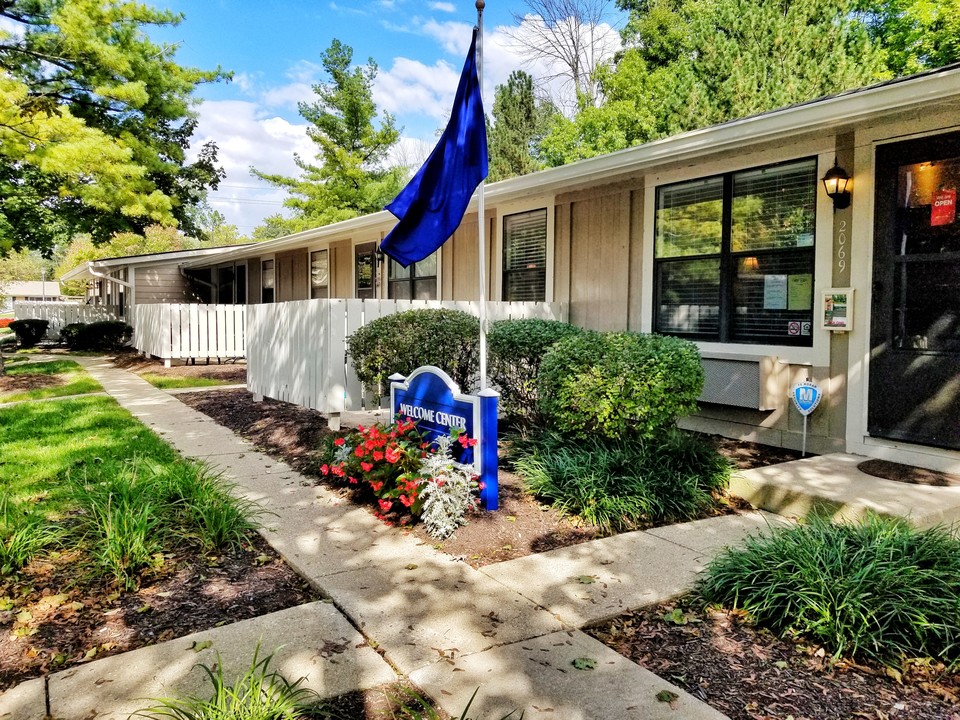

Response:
(822, 161), (851, 210)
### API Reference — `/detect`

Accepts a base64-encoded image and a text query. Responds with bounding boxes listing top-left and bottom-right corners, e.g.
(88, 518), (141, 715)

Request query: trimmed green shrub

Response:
(8, 319), (49, 347)
(514, 429), (731, 531)
(60, 320), (132, 350)
(537, 331), (704, 439)
(699, 514), (960, 664)
(488, 318), (584, 422)
(347, 309), (479, 396)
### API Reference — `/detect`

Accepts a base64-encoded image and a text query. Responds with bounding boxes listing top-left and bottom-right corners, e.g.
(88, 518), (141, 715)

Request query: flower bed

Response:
(318, 419), (482, 539)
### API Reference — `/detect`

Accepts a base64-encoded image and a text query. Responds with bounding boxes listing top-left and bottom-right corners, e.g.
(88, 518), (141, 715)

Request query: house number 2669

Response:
(837, 219), (847, 274)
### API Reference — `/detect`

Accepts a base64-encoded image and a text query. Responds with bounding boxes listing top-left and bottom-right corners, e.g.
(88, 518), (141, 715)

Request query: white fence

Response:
(13, 302), (121, 337)
(132, 303), (245, 364)
(247, 298), (567, 414)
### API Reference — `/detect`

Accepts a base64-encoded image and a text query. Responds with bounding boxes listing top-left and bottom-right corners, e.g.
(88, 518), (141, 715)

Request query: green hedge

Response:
(347, 309), (480, 396)
(60, 321), (133, 351)
(538, 331), (704, 439)
(488, 318), (584, 422)
(8, 319), (49, 348)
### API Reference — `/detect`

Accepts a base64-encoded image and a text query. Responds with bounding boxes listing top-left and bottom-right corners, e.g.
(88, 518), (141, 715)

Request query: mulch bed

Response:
(589, 602), (960, 720)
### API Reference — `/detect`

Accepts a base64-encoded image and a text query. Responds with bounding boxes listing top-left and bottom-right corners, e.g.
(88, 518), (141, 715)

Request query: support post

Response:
(478, 388), (499, 510)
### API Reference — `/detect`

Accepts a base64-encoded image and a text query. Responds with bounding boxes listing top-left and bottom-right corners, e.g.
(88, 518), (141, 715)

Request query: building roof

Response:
(183, 64), (960, 267)
(61, 243), (253, 282)
(1, 280), (63, 297)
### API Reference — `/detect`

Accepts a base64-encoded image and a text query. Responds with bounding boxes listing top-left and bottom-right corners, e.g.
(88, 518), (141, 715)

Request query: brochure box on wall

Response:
(821, 288), (855, 332)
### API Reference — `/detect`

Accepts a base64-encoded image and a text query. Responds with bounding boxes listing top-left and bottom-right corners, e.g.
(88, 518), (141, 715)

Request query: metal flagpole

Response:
(476, 0), (487, 390)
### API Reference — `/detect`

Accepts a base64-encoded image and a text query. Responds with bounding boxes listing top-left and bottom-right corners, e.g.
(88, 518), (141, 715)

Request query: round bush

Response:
(488, 318), (584, 422)
(347, 309), (480, 396)
(61, 321), (133, 350)
(537, 331), (704, 439)
(8, 319), (49, 348)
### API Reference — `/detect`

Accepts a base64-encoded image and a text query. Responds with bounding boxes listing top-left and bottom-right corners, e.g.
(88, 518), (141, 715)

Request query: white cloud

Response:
(261, 82), (314, 109)
(374, 56), (460, 124)
(187, 100), (314, 232)
(429, 2), (456, 12)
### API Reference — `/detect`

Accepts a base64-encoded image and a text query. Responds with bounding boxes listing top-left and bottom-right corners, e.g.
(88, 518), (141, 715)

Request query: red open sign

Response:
(932, 188), (956, 226)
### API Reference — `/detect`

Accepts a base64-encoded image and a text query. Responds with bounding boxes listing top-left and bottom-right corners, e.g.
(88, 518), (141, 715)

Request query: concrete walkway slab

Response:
(410, 629), (728, 720)
(644, 510), (792, 555)
(0, 677), (46, 720)
(480, 530), (702, 627)
(319, 557), (564, 674)
(47, 601), (395, 720)
(732, 453), (960, 529)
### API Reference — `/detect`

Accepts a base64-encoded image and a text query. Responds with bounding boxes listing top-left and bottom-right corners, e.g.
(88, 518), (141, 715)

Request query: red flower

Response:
(334, 437), (345, 447)
(331, 465), (345, 477)
(372, 450), (384, 462)
(361, 461), (373, 472)
(399, 494), (414, 508)
(320, 464), (329, 475)
(478, 481), (486, 490)
(354, 445), (366, 458)
(378, 499), (393, 513)
(370, 480), (384, 492)
(385, 446), (401, 464)
(349, 476), (359, 484)
(357, 424), (366, 433)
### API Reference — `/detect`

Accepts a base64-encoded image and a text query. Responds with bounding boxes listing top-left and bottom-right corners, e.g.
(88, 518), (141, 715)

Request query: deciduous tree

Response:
(0, 0), (227, 256)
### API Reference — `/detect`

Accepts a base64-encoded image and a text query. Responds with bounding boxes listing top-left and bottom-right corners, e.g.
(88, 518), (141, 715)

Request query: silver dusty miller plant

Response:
(417, 434), (479, 540)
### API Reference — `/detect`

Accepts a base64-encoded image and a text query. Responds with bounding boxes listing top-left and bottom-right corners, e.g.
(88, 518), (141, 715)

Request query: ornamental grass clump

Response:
(698, 514), (960, 665)
(514, 429), (731, 532)
(317, 419), (480, 539)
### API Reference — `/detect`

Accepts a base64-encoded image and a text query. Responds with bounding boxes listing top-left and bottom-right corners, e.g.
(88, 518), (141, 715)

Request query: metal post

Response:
(476, 0), (487, 391)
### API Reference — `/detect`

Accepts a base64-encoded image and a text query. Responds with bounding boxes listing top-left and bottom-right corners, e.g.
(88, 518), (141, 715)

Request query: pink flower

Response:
(334, 437), (345, 447)
(399, 494), (414, 508)
(372, 451), (384, 462)
(348, 476), (359, 484)
(385, 446), (401, 464)
(378, 499), (393, 513)
(320, 464), (329, 475)
(370, 480), (384, 492)
(361, 461), (373, 472)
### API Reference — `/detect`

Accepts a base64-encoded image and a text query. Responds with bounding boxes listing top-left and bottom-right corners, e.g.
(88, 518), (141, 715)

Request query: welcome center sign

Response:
(390, 366), (499, 510)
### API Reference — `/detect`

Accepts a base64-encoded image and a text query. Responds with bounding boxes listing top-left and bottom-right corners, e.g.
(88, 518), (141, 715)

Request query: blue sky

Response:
(152, 1), (624, 233)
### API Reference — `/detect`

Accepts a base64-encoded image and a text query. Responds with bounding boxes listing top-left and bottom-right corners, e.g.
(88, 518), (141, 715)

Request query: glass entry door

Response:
(354, 242), (377, 299)
(868, 133), (960, 450)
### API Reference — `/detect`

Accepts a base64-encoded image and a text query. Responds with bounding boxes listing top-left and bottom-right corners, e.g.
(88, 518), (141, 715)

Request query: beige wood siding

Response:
(444, 210), (494, 301)
(134, 266), (196, 303)
(329, 239), (353, 298)
(276, 249), (308, 302)
(557, 183), (640, 331)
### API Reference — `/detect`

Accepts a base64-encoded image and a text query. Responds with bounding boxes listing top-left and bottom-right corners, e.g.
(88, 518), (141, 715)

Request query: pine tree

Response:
(252, 39), (405, 234)
(488, 71), (558, 181)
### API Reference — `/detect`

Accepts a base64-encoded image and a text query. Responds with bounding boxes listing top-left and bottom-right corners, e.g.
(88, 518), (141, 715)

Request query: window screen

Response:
(503, 208), (547, 302)
(310, 250), (329, 299)
(261, 259), (275, 304)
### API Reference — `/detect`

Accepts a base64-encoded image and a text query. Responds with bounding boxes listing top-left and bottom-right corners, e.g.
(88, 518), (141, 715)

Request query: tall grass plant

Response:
(699, 514), (960, 664)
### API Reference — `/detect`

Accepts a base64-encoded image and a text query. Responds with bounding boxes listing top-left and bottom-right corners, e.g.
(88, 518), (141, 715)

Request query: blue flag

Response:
(380, 28), (488, 267)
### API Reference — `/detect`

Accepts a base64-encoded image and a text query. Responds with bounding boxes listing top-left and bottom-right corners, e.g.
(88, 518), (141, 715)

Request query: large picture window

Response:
(503, 208), (547, 302)
(654, 158), (818, 346)
(388, 252), (437, 299)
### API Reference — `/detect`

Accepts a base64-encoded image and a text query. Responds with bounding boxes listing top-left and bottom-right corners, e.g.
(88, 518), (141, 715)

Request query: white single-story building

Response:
(63, 64), (960, 473)
(1, 281), (67, 312)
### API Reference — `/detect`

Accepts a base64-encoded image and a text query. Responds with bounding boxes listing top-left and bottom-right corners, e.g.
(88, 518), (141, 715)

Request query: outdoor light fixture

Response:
(822, 161), (851, 210)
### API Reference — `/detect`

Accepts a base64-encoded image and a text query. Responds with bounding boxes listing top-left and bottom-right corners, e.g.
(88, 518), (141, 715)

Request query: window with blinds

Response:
(388, 252), (438, 300)
(654, 158), (817, 346)
(503, 208), (547, 302)
(310, 249), (329, 299)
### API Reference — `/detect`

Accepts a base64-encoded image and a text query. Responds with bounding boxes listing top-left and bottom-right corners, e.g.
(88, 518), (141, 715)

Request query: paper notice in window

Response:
(932, 189), (956, 226)
(788, 274), (812, 310)
(763, 274), (788, 310)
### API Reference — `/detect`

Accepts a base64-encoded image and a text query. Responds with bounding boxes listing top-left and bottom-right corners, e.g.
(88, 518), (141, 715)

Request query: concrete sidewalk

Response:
(1, 357), (788, 719)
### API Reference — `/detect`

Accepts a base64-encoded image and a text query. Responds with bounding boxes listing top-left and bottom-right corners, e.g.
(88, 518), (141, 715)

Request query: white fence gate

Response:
(247, 299), (567, 414)
(13, 302), (121, 338)
(132, 304), (245, 364)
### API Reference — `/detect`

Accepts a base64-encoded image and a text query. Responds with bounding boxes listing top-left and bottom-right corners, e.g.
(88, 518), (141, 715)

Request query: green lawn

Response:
(0, 395), (259, 587)
(0, 359), (102, 403)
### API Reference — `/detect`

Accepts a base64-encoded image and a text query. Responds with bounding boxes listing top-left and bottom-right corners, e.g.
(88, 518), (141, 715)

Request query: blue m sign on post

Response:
(390, 366), (499, 511)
